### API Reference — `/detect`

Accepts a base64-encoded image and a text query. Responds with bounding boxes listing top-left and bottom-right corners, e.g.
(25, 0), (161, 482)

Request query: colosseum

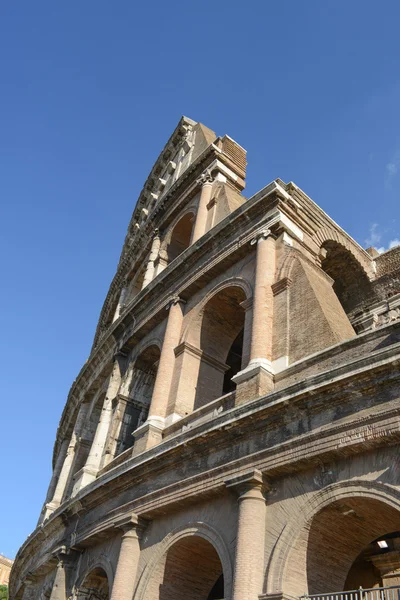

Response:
(10, 117), (400, 600)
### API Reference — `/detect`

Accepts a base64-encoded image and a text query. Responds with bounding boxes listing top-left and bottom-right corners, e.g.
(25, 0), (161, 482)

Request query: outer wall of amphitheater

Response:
(10, 117), (400, 600)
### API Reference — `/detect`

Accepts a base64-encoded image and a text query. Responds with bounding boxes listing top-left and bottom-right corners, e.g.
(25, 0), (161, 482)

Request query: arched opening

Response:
(284, 496), (400, 597)
(77, 567), (110, 599)
(116, 344), (160, 454)
(167, 213), (194, 263)
(145, 536), (224, 600)
(195, 286), (246, 408)
(126, 263), (147, 304)
(321, 242), (373, 315)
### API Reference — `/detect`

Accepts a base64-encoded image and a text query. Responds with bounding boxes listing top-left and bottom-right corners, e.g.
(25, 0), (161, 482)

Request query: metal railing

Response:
(300, 585), (400, 600)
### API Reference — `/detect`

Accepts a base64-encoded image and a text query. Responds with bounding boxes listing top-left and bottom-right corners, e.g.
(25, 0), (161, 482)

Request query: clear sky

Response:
(0, 2), (399, 560)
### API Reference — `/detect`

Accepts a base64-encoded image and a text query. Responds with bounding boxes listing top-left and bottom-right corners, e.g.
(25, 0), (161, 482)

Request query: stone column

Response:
(40, 402), (89, 521)
(192, 172), (214, 243)
(39, 437), (69, 519)
(113, 285), (127, 323)
(227, 470), (266, 600)
(49, 549), (68, 600)
(111, 515), (144, 600)
(232, 230), (276, 404)
(73, 354), (125, 492)
(369, 542), (400, 586)
(133, 297), (184, 454)
(249, 230), (275, 365)
(142, 230), (161, 289)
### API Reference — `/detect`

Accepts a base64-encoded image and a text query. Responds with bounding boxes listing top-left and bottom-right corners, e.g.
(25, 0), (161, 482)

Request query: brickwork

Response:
(11, 118), (400, 600)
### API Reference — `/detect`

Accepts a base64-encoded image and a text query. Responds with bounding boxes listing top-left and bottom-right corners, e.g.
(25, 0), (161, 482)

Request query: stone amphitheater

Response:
(10, 117), (400, 600)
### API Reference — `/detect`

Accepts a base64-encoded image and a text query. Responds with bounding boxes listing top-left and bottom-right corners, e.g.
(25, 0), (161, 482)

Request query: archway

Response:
(167, 212), (194, 263)
(321, 241), (373, 315)
(195, 285), (246, 408)
(77, 567), (110, 599)
(283, 495), (400, 596)
(115, 344), (160, 455)
(145, 536), (225, 600)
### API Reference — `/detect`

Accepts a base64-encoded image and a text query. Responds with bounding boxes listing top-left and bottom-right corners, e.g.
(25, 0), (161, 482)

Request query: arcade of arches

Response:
(143, 536), (225, 600)
(283, 496), (400, 597)
(77, 568), (109, 600)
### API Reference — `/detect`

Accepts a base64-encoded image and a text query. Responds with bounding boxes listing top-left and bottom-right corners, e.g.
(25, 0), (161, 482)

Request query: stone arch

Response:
(115, 341), (161, 454)
(76, 558), (114, 598)
(172, 278), (251, 410)
(135, 521), (233, 600)
(182, 277), (253, 345)
(160, 206), (196, 253)
(125, 259), (148, 303)
(267, 480), (400, 597)
(313, 227), (374, 279)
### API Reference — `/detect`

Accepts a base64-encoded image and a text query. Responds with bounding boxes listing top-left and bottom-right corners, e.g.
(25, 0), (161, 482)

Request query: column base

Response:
(232, 360), (274, 406)
(71, 465), (97, 496)
(132, 417), (165, 456)
(259, 593), (297, 600)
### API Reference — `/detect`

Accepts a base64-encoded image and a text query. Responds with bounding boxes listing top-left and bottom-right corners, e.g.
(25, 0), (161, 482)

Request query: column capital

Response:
(113, 513), (148, 537)
(113, 349), (128, 361)
(250, 228), (272, 245)
(225, 469), (268, 500)
(166, 295), (186, 311)
(196, 169), (214, 187)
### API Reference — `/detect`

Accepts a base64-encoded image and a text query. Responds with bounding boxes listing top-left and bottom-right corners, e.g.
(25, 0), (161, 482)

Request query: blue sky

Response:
(0, 2), (399, 559)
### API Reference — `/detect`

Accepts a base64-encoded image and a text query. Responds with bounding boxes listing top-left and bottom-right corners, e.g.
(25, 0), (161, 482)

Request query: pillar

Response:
(226, 470), (266, 600)
(111, 515), (144, 600)
(249, 230), (275, 364)
(40, 402), (89, 521)
(369, 543), (400, 586)
(49, 551), (67, 600)
(192, 172), (214, 243)
(113, 285), (127, 323)
(132, 297), (184, 454)
(73, 354), (125, 493)
(38, 437), (69, 523)
(142, 230), (161, 288)
(232, 230), (276, 404)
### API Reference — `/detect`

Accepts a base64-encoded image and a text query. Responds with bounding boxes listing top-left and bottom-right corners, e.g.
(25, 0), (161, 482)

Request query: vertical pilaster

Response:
(240, 297), (253, 369)
(227, 470), (266, 600)
(111, 514), (145, 600)
(192, 172), (214, 243)
(142, 230), (161, 288)
(40, 402), (89, 521)
(132, 297), (184, 454)
(73, 354), (125, 492)
(232, 230), (276, 404)
(249, 230), (276, 365)
(271, 277), (292, 372)
(49, 550), (67, 600)
(113, 285), (127, 323)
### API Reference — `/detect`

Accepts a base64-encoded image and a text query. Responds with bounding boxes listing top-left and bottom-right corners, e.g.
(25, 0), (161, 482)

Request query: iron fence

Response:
(300, 585), (400, 600)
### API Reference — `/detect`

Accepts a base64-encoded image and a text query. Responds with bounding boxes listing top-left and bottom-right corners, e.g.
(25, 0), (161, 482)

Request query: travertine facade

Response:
(10, 117), (400, 600)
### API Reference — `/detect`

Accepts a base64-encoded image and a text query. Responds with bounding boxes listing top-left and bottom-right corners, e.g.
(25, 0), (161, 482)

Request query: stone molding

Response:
(174, 341), (230, 373)
(272, 277), (292, 296)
